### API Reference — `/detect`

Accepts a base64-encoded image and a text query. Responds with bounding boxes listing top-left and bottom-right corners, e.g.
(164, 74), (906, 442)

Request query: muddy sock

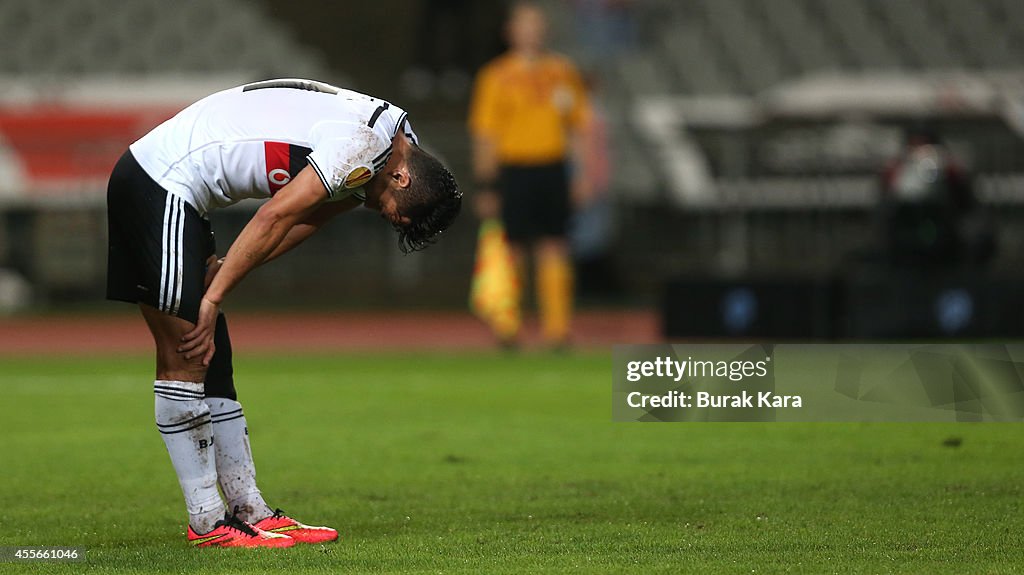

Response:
(205, 398), (273, 523)
(154, 380), (223, 534)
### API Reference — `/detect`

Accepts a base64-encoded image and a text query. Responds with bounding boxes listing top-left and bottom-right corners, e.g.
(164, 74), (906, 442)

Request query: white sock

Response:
(154, 380), (224, 534)
(205, 397), (273, 523)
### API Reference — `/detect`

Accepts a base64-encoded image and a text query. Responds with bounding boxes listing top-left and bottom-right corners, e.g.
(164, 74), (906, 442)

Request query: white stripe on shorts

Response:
(171, 196), (184, 315)
(159, 194), (172, 312)
(159, 195), (185, 315)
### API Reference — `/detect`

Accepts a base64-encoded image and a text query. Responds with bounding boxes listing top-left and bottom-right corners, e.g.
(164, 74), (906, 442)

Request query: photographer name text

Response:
(623, 356), (803, 409)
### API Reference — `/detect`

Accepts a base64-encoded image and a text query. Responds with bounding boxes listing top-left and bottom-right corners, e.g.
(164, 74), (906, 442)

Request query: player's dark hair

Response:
(393, 146), (462, 254)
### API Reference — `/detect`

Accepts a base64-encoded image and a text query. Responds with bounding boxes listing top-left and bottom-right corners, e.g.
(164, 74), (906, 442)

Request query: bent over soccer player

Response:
(106, 79), (461, 548)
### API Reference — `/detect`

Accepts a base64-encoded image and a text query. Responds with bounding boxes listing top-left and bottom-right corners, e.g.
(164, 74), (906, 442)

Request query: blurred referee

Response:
(469, 1), (592, 348)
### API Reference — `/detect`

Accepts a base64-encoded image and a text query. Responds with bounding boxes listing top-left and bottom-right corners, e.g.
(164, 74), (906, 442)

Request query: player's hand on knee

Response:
(179, 297), (219, 366)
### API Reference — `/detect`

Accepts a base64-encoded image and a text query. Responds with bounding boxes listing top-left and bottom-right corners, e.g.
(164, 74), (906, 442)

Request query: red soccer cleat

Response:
(252, 509), (339, 544)
(188, 511), (295, 548)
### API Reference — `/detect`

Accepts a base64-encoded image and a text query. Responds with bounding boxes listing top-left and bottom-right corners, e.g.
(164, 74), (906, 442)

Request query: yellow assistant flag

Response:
(469, 219), (520, 339)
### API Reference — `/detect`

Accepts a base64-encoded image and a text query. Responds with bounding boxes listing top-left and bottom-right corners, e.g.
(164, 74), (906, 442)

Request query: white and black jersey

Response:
(130, 79), (418, 216)
(107, 79), (419, 324)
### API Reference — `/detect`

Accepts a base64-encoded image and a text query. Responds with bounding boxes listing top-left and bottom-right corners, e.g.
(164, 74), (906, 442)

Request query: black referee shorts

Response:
(499, 161), (570, 243)
(106, 151), (215, 325)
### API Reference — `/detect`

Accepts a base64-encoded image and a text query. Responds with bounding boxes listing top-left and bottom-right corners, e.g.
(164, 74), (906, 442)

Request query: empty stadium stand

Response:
(0, 0), (324, 77)
(621, 0), (1024, 96)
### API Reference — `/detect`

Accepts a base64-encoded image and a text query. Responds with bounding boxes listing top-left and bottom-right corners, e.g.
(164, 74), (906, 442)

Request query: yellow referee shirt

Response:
(469, 52), (590, 166)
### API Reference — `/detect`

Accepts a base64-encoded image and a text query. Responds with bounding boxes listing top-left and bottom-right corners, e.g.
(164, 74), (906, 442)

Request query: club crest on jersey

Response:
(264, 141), (313, 194)
(268, 168), (291, 187)
(344, 166), (373, 189)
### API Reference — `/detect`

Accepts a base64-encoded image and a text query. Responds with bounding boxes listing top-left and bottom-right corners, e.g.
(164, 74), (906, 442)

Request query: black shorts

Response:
(499, 162), (570, 243)
(106, 151), (215, 324)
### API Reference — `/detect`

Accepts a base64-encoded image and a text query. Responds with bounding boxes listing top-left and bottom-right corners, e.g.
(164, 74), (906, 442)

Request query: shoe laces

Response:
(221, 506), (258, 537)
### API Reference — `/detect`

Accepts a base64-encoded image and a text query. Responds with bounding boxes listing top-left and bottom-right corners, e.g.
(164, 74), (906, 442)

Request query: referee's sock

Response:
(154, 380), (224, 534)
(538, 251), (573, 344)
(205, 397), (274, 523)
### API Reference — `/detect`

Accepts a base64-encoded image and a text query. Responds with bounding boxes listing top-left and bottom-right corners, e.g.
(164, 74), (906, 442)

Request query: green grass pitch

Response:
(2, 351), (1022, 574)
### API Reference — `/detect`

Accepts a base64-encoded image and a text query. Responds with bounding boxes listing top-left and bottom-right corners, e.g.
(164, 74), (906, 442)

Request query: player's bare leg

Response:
(140, 303), (210, 382)
(140, 303), (223, 533)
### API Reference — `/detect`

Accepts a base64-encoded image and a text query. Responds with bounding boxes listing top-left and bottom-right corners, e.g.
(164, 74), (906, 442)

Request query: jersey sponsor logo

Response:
(264, 142), (313, 194)
(344, 166), (373, 189)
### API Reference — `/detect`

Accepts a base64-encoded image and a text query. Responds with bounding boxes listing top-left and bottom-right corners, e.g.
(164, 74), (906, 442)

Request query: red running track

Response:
(0, 309), (661, 356)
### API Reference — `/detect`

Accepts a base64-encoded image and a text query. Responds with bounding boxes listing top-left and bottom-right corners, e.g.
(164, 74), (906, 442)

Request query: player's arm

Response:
(262, 196), (361, 264)
(206, 165), (327, 302)
(179, 165), (328, 364)
(205, 191), (360, 284)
